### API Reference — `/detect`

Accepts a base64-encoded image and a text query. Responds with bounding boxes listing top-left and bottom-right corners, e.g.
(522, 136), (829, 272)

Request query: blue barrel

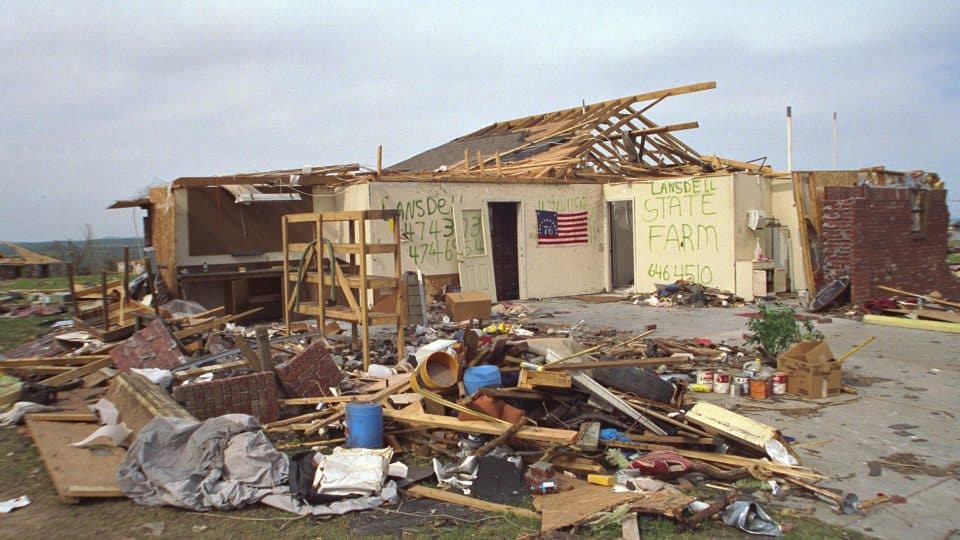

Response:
(463, 365), (502, 395)
(345, 401), (383, 449)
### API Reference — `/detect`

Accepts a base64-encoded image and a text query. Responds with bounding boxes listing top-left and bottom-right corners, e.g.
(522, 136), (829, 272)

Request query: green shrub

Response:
(746, 303), (823, 357)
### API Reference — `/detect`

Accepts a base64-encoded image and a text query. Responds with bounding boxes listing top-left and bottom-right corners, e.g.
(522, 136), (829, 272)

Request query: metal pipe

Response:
(786, 106), (793, 173)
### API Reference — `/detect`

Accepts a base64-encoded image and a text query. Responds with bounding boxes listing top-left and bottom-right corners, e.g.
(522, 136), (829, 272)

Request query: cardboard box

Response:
(783, 367), (841, 399)
(445, 291), (491, 322)
(776, 340), (841, 399)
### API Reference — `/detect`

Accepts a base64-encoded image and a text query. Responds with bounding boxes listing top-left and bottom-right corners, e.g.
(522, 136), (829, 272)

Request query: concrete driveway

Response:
(521, 297), (960, 540)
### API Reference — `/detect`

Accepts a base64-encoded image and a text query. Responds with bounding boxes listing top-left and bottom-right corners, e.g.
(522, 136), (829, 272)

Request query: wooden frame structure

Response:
(282, 210), (404, 369)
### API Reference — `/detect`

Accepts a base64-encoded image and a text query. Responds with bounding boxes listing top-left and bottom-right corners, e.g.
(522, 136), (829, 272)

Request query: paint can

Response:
(696, 369), (714, 392)
(713, 371), (731, 394)
(772, 372), (788, 395)
(734, 375), (750, 395)
(749, 377), (770, 400)
(729, 378), (742, 397)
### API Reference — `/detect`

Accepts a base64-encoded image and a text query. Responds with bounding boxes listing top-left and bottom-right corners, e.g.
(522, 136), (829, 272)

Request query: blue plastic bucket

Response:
(463, 365), (502, 395)
(345, 401), (384, 449)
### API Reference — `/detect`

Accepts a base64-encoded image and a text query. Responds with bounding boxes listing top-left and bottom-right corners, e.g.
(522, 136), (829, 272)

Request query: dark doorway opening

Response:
(488, 202), (520, 301)
(609, 201), (634, 289)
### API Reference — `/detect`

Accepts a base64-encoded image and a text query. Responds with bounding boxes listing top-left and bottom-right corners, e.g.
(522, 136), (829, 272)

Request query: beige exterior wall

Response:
(605, 174), (737, 294)
(770, 176), (805, 292)
(364, 181), (606, 299)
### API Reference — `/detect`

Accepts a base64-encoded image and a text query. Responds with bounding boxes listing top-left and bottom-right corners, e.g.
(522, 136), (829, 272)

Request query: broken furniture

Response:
(281, 210), (404, 369)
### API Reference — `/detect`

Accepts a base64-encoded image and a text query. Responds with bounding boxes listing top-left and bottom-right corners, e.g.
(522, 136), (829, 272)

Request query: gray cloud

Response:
(1, 1), (958, 241)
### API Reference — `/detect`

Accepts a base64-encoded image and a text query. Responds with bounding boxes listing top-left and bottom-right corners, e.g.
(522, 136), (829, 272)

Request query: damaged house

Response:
(109, 81), (957, 315)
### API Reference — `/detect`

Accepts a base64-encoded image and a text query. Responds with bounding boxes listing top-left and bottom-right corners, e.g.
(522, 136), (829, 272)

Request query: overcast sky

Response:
(2, 1), (958, 242)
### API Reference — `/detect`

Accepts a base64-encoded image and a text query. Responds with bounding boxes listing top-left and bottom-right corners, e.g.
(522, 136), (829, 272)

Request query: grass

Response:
(0, 273), (123, 293)
(0, 314), (65, 353)
(948, 253), (960, 264)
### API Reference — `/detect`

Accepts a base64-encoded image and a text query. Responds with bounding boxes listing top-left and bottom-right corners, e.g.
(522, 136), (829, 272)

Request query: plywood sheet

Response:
(537, 477), (692, 532)
(25, 418), (126, 503)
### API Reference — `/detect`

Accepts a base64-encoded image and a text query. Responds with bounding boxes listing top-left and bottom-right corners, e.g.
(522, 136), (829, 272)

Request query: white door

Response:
(454, 207), (497, 301)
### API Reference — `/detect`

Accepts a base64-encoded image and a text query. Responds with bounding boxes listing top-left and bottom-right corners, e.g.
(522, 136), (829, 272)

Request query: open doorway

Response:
(488, 202), (520, 300)
(608, 201), (634, 289)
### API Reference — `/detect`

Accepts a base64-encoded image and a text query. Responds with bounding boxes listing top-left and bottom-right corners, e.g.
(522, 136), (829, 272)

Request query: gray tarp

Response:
(117, 414), (288, 511)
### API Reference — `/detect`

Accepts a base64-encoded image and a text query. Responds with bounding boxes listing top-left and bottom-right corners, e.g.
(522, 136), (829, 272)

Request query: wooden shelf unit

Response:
(281, 210), (404, 369)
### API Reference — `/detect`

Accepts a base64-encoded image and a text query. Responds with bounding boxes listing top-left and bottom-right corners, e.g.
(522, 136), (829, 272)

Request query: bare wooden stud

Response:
(101, 271), (109, 331)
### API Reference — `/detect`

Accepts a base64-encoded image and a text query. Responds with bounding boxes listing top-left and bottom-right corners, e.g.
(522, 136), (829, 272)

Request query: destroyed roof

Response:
(387, 81), (772, 180)
(0, 241), (61, 266)
(170, 163), (361, 189)
(107, 164), (362, 209)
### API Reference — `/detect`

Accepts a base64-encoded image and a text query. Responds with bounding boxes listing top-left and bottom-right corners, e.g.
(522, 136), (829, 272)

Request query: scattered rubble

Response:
(0, 280), (917, 537)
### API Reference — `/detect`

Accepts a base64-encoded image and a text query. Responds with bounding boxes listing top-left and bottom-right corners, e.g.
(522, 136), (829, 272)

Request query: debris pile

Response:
(0, 289), (907, 536)
(633, 281), (744, 308)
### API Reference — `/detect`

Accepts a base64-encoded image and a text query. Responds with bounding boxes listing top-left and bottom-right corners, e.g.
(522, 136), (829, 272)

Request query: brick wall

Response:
(820, 186), (960, 304)
(274, 340), (344, 398)
(173, 371), (279, 423)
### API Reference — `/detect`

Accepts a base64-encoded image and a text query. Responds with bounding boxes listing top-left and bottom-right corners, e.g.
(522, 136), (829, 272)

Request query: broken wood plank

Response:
(384, 407), (577, 445)
(406, 485), (539, 519)
(173, 360), (250, 379)
(0, 366), (76, 376)
(517, 369), (571, 389)
(40, 357), (114, 387)
(863, 314), (960, 334)
(540, 356), (689, 371)
(173, 308), (262, 340)
(25, 417), (126, 503)
(878, 286), (960, 309)
(24, 412), (99, 422)
(278, 395), (361, 406)
(0, 356), (110, 367)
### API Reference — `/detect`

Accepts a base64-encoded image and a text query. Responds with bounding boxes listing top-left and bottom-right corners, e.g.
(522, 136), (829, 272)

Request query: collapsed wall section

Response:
(820, 186), (959, 304)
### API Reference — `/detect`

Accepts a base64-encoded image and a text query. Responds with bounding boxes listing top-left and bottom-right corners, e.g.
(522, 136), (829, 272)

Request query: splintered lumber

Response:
(39, 357), (114, 386)
(279, 395), (362, 406)
(406, 485), (539, 519)
(878, 285), (960, 309)
(538, 477), (694, 532)
(265, 409), (339, 431)
(549, 455), (606, 474)
(683, 401), (782, 452)
(173, 308), (262, 340)
(24, 417), (126, 503)
(863, 314), (960, 334)
(25, 412), (99, 422)
(474, 417), (531, 457)
(0, 356), (110, 367)
(603, 441), (824, 480)
(384, 407), (577, 445)
(0, 366), (75, 375)
(304, 376), (411, 436)
(517, 369), (571, 389)
(541, 356), (689, 371)
(173, 360), (250, 379)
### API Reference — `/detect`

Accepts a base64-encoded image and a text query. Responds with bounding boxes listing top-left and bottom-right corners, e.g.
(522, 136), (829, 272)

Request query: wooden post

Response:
(463, 149), (469, 172)
(66, 262), (79, 317)
(495, 152), (502, 176)
(143, 257), (159, 315)
(477, 150), (484, 174)
(101, 271), (110, 331)
(120, 246), (129, 325)
(376, 145), (383, 178)
(256, 326), (273, 371)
